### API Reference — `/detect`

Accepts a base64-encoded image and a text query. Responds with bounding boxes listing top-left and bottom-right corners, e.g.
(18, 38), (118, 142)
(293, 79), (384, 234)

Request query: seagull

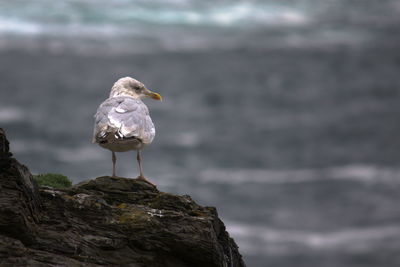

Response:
(92, 77), (162, 186)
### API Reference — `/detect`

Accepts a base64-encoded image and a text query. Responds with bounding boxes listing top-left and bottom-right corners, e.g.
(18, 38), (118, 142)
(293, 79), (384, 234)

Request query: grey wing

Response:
(93, 97), (155, 144)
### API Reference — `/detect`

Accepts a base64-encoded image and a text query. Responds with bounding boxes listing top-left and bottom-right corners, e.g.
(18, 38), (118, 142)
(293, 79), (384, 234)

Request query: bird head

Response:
(110, 77), (162, 100)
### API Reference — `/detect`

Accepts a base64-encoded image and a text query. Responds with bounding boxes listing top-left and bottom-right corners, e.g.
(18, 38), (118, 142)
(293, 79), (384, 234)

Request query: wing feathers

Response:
(93, 96), (155, 144)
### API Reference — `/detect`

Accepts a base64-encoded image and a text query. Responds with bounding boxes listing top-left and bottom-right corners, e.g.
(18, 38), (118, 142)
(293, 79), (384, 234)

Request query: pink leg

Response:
(136, 150), (156, 187)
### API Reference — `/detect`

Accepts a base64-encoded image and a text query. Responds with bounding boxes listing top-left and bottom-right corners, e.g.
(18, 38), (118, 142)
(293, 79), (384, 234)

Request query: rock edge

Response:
(0, 129), (245, 267)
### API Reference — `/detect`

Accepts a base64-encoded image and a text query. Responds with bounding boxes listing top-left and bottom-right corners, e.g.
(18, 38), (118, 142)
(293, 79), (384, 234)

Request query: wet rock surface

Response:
(0, 129), (245, 267)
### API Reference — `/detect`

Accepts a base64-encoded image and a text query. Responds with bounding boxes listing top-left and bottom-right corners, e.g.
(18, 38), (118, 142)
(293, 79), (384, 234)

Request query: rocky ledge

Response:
(0, 129), (245, 267)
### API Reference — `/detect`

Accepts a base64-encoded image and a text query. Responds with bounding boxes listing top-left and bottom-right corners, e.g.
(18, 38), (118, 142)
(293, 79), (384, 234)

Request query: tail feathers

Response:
(92, 125), (111, 144)
(93, 128), (143, 145)
(95, 131), (110, 144)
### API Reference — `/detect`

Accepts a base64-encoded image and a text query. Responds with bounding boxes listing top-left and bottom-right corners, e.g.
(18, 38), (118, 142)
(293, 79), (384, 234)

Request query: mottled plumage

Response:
(93, 96), (155, 151)
(92, 77), (162, 184)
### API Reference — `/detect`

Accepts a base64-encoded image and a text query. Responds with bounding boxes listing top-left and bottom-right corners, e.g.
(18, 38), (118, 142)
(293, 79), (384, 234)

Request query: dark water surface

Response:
(1, 44), (400, 266)
(1, 1), (400, 266)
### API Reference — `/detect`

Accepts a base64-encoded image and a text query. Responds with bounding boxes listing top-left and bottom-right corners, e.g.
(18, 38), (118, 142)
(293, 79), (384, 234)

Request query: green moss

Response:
(33, 173), (72, 189)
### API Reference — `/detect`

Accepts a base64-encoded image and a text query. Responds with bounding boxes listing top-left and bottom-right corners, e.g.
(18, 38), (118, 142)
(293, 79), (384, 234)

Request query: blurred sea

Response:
(1, 0), (400, 266)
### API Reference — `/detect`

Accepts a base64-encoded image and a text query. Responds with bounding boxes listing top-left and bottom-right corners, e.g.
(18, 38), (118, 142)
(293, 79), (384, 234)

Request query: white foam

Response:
(0, 2), (309, 38)
(0, 1), (373, 54)
(0, 107), (25, 122)
(0, 18), (42, 35)
(226, 221), (400, 255)
(139, 3), (310, 27)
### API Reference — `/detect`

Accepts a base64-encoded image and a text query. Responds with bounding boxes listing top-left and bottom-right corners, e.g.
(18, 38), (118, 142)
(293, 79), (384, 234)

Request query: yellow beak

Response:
(145, 90), (162, 101)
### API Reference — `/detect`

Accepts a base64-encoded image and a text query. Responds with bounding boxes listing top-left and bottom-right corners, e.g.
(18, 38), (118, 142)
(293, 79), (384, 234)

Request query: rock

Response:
(0, 129), (246, 267)
(0, 128), (12, 169)
(0, 129), (41, 247)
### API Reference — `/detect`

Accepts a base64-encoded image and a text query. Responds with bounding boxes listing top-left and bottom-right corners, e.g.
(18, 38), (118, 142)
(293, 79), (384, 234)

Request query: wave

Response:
(226, 221), (400, 255)
(11, 139), (104, 163)
(199, 165), (400, 185)
(0, 0), (388, 54)
(0, 107), (25, 123)
(55, 146), (105, 163)
(0, 18), (42, 35)
(113, 3), (309, 27)
(0, 1), (314, 54)
(0, 2), (309, 35)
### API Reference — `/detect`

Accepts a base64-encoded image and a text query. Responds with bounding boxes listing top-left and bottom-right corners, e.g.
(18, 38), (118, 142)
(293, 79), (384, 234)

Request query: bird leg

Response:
(112, 151), (117, 177)
(136, 150), (156, 187)
(137, 150), (144, 178)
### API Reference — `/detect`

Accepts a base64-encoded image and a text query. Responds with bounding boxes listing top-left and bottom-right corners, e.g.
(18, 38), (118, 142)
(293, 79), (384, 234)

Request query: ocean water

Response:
(1, 1), (400, 266)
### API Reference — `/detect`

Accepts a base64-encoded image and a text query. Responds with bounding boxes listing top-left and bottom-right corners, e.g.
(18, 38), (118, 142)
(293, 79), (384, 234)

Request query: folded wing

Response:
(93, 96), (155, 144)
